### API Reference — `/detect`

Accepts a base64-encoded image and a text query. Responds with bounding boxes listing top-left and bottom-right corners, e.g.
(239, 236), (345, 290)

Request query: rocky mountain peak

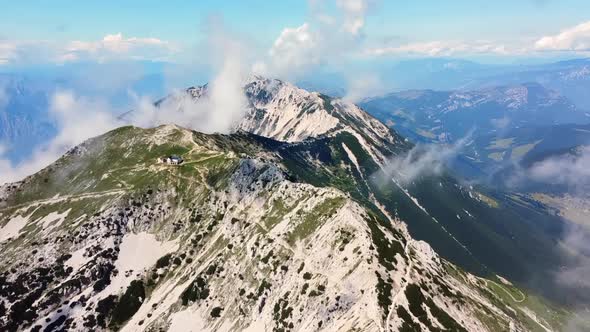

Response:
(160, 76), (408, 165)
(0, 124), (571, 331)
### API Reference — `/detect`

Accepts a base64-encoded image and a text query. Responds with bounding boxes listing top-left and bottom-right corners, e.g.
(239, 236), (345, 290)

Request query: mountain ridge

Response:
(157, 76), (409, 166)
(126, 79), (580, 297)
(0, 124), (574, 331)
(362, 82), (586, 142)
(1, 76), (588, 331)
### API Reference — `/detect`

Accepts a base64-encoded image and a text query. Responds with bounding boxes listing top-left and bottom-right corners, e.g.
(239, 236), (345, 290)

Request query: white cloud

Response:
(272, 24), (316, 56)
(49, 91), (119, 150)
(60, 33), (176, 63)
(363, 20), (590, 58)
(0, 90), (122, 184)
(365, 40), (513, 57)
(0, 73), (246, 185)
(0, 33), (177, 65)
(68, 33), (169, 54)
(147, 17), (249, 134)
(553, 217), (590, 318)
(336, 0), (372, 36)
(206, 42), (248, 133)
(378, 135), (471, 185)
(0, 22), (248, 185)
(491, 116), (511, 130)
(255, 23), (321, 78)
(343, 72), (385, 103)
(556, 226), (590, 289)
(535, 21), (590, 51)
(0, 42), (18, 65)
(251, 0), (387, 100)
(129, 48), (247, 135)
(529, 146), (590, 189)
(255, 0), (377, 80)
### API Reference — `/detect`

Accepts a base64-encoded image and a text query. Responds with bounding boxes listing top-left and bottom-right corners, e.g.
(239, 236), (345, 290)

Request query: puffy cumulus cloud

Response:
(503, 146), (590, 193)
(256, 23), (320, 77)
(0, 41), (18, 65)
(377, 134), (471, 186)
(361, 20), (590, 59)
(253, 0), (387, 101)
(0, 21), (248, 185)
(255, 0), (378, 80)
(363, 21), (590, 58)
(365, 40), (513, 57)
(0, 40), (59, 65)
(0, 33), (177, 65)
(59, 33), (177, 63)
(254, 22), (322, 79)
(0, 76), (246, 184)
(336, 0), (374, 36)
(129, 51), (247, 135)
(204, 47), (248, 133)
(552, 209), (590, 322)
(535, 21), (590, 52)
(128, 92), (208, 131)
(169, 17), (248, 134)
(509, 145), (590, 310)
(0, 90), (122, 184)
(556, 226), (590, 289)
(490, 116), (511, 130)
(342, 72), (385, 103)
(529, 146), (590, 189)
(48, 91), (120, 150)
(272, 23), (316, 57)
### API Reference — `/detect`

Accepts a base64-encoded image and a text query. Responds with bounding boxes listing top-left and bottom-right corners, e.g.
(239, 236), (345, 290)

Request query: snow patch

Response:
(342, 143), (362, 175)
(0, 214), (30, 242)
(168, 308), (207, 332)
(99, 232), (179, 297)
(65, 246), (90, 271)
(463, 209), (474, 218)
(37, 209), (71, 232)
(118, 233), (178, 272)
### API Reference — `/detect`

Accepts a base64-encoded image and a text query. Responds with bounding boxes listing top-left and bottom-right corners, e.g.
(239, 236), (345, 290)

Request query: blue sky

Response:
(1, 1), (588, 42)
(1, 0), (589, 70)
(0, 1), (306, 43)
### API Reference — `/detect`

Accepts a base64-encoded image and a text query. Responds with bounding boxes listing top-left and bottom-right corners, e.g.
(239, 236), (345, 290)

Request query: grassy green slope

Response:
(271, 132), (574, 302)
(1, 125), (583, 331)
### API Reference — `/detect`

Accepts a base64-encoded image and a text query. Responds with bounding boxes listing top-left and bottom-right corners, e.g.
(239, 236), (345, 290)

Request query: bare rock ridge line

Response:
(0, 124), (570, 331)
(0, 77), (581, 331)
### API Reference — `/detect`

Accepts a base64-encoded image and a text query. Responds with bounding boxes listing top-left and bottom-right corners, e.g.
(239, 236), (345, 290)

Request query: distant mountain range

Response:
(2, 57), (590, 166)
(476, 58), (590, 110)
(362, 82), (587, 142)
(303, 58), (590, 110)
(361, 83), (590, 188)
(0, 64), (171, 164)
(0, 74), (55, 162)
